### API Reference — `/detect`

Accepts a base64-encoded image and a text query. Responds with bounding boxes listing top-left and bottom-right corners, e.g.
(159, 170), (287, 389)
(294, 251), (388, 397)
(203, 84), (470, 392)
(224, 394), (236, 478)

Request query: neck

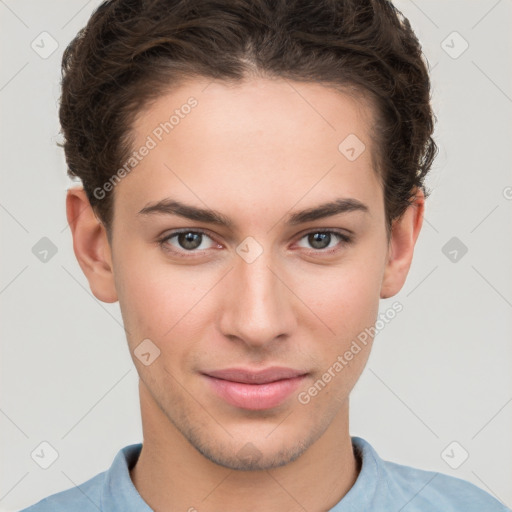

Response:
(130, 381), (360, 512)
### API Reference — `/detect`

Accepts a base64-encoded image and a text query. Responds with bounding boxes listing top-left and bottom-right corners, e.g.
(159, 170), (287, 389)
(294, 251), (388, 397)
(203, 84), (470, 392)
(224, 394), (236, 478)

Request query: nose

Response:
(218, 246), (297, 349)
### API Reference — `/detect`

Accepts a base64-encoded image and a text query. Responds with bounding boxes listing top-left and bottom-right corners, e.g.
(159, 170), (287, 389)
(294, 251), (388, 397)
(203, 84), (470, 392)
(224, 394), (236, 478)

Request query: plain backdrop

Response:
(1, 1), (511, 510)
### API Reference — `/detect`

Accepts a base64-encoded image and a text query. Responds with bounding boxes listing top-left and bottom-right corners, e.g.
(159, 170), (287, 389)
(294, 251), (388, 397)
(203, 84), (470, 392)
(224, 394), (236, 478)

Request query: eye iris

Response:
(309, 232), (330, 249)
(179, 232), (202, 250)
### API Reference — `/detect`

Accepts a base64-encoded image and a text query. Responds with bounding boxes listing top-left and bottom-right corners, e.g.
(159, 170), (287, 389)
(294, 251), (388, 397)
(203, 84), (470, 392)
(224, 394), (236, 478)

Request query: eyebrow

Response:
(138, 197), (369, 227)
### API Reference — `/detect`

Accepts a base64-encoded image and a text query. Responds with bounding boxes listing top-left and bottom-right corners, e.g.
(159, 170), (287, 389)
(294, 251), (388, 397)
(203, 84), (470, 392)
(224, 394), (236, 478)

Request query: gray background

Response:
(1, 0), (511, 510)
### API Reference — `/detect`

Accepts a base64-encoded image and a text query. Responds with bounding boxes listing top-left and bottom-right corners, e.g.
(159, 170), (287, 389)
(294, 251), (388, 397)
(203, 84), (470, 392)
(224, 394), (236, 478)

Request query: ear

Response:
(66, 187), (118, 303)
(380, 188), (425, 299)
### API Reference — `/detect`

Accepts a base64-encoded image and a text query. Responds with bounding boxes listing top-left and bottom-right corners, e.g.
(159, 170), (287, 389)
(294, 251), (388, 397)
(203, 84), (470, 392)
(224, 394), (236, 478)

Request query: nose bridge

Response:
(219, 241), (294, 346)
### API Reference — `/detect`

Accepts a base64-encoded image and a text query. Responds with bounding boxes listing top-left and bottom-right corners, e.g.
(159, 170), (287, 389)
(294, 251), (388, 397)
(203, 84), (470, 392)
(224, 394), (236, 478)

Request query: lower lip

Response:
(204, 375), (307, 410)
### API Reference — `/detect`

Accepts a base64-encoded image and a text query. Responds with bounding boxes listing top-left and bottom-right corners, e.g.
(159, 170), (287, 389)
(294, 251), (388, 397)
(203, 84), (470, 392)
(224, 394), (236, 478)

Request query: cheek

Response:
(297, 257), (382, 340)
(113, 249), (178, 341)
(113, 247), (214, 360)
(296, 268), (380, 405)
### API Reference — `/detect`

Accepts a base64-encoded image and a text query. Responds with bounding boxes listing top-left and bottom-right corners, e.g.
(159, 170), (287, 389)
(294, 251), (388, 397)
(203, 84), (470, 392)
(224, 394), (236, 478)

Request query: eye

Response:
(159, 229), (219, 256)
(158, 228), (353, 259)
(295, 230), (352, 254)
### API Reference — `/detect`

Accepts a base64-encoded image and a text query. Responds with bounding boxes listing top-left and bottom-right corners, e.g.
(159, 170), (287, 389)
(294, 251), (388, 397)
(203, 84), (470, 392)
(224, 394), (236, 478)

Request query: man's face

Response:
(109, 77), (390, 470)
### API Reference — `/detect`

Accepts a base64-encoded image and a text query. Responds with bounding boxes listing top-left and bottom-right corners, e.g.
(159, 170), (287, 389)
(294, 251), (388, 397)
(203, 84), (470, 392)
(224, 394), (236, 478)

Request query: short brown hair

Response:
(59, 0), (437, 238)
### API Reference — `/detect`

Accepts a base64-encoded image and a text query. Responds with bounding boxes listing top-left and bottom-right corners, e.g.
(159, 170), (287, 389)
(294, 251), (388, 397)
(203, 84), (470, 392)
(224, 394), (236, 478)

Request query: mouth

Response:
(202, 367), (309, 411)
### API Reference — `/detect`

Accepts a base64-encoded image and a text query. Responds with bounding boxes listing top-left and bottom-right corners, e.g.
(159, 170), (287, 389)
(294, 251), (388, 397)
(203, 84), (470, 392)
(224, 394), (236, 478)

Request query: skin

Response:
(67, 76), (424, 512)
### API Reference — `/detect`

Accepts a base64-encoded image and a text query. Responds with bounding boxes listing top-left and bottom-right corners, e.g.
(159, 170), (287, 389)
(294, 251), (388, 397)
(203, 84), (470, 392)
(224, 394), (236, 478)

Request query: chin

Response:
(192, 437), (311, 471)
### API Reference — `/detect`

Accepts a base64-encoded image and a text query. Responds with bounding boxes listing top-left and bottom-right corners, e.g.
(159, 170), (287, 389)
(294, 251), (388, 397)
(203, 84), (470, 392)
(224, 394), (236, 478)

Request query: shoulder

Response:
(382, 458), (509, 511)
(352, 437), (510, 512)
(18, 470), (106, 512)
(18, 443), (144, 512)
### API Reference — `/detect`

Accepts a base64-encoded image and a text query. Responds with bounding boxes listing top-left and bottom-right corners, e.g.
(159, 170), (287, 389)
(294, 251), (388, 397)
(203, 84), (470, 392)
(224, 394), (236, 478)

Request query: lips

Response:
(202, 367), (309, 410)
(204, 367), (307, 384)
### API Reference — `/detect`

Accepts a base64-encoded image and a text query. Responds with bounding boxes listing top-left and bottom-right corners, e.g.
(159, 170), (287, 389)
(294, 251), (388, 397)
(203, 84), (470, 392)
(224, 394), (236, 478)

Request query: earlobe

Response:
(66, 187), (118, 303)
(380, 188), (425, 299)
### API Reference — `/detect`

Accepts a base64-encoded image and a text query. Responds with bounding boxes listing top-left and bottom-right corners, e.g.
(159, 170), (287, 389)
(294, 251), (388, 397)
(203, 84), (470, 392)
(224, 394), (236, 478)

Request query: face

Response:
(105, 77), (392, 470)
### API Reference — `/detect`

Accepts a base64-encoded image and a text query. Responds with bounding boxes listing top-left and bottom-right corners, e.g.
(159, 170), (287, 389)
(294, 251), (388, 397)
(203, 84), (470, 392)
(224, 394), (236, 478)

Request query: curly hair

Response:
(58, 0), (437, 239)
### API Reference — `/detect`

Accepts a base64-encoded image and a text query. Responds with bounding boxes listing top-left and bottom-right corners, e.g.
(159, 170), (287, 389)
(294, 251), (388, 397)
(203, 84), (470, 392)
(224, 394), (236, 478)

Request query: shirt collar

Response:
(327, 436), (380, 511)
(100, 443), (152, 512)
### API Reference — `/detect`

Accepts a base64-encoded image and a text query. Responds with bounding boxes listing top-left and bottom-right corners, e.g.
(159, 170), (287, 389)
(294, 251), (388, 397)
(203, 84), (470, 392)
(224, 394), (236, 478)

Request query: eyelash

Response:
(157, 228), (353, 258)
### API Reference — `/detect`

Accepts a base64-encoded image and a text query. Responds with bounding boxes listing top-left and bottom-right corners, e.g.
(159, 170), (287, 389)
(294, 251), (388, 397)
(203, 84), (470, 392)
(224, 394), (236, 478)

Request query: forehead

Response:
(131, 76), (376, 153)
(119, 77), (382, 222)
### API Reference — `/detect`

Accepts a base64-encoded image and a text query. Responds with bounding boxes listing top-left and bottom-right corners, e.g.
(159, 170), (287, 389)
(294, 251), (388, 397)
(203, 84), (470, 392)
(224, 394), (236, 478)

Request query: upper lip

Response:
(203, 367), (308, 384)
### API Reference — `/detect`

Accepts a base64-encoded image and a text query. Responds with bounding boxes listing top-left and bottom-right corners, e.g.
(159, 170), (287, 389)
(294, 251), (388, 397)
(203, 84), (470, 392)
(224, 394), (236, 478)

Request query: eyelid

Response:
(295, 226), (353, 239)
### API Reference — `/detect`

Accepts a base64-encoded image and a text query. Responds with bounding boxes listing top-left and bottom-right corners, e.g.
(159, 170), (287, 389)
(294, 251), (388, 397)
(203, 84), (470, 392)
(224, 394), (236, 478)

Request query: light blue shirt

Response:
(20, 436), (510, 511)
